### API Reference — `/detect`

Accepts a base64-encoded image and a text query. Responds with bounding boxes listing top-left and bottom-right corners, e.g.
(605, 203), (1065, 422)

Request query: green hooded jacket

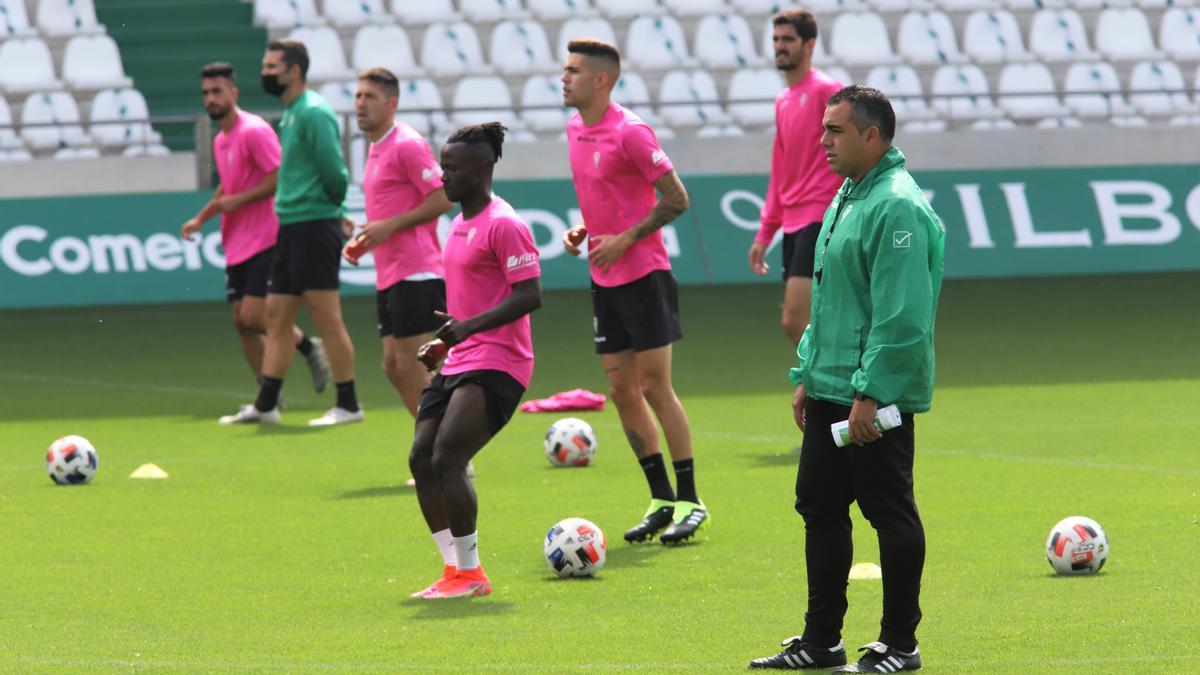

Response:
(789, 146), (944, 413)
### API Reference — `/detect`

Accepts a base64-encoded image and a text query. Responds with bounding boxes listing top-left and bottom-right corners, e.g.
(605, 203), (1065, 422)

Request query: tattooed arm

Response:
(587, 171), (690, 271)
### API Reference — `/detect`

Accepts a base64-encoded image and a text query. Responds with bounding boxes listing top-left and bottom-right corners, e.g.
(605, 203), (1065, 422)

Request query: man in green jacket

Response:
(220, 38), (361, 427)
(750, 86), (944, 673)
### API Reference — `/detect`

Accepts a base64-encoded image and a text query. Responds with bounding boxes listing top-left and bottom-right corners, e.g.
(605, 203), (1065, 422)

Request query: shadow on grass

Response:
(403, 598), (516, 619)
(334, 484), (413, 500)
(601, 541), (669, 571)
(743, 449), (801, 467)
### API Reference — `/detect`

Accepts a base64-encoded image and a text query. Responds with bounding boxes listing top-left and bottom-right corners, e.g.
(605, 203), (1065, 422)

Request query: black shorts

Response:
(416, 370), (526, 436)
(268, 219), (344, 295)
(225, 247), (274, 302)
(782, 222), (822, 280)
(591, 269), (683, 354)
(377, 279), (447, 338)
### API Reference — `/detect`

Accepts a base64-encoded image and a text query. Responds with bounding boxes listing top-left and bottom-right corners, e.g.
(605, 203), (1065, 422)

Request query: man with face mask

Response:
(219, 39), (359, 427)
(182, 62), (330, 399)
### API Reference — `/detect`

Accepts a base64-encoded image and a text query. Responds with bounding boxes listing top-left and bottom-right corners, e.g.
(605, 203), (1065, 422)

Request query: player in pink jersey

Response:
(560, 39), (708, 546)
(181, 62), (330, 398)
(408, 123), (542, 599)
(748, 10), (845, 345)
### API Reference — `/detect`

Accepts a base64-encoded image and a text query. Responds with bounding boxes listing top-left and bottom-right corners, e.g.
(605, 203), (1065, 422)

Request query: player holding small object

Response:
(182, 62), (330, 397)
(407, 123), (542, 599)
(560, 39), (708, 545)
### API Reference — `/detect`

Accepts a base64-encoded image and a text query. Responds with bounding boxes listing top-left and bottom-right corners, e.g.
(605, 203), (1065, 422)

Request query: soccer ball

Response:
(544, 517), (607, 578)
(1046, 516), (1109, 575)
(46, 435), (99, 485)
(543, 417), (597, 467)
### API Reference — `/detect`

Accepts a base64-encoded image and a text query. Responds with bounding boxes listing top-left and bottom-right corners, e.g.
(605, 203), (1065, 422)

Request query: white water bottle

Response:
(831, 404), (902, 448)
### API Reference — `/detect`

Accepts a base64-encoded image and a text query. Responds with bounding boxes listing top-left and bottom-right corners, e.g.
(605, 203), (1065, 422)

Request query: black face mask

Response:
(261, 74), (286, 97)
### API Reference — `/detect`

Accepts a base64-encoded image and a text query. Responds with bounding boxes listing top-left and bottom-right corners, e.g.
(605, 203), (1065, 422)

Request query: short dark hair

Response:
(567, 38), (621, 73)
(267, 38), (309, 80)
(773, 8), (818, 42)
(200, 61), (236, 83)
(445, 122), (508, 161)
(357, 67), (399, 99)
(828, 85), (896, 143)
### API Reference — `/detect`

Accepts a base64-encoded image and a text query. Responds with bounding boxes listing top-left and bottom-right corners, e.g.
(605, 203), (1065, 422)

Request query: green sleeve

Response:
(850, 201), (935, 404)
(788, 324), (812, 387)
(305, 107), (349, 210)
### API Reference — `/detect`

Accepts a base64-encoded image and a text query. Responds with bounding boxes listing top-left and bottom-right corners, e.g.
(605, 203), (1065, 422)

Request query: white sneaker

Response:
(219, 404), (281, 426)
(405, 461), (474, 487)
(308, 406), (365, 426)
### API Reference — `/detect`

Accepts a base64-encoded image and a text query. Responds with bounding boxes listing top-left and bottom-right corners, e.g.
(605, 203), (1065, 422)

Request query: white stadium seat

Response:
(54, 146), (101, 159)
(1004, 0), (1065, 8)
(490, 20), (556, 74)
(288, 27), (354, 81)
(1063, 62), (1138, 117)
(1160, 9), (1200, 61)
(939, 0), (1001, 10)
(37, 0), (102, 37)
(529, 0), (598, 19)
(824, 66), (853, 85)
(520, 74), (569, 132)
(0, 149), (34, 161)
(970, 118), (1015, 129)
(612, 71), (665, 125)
(62, 35), (134, 91)
(904, 119), (948, 132)
(317, 81), (356, 115)
(733, 0), (802, 11)
(806, 0), (871, 11)
(697, 123), (745, 137)
(1111, 114), (1150, 126)
(397, 78), (448, 136)
(20, 91), (90, 150)
(663, 0), (730, 15)
(658, 69), (732, 127)
(0, 0), (36, 37)
(696, 14), (765, 69)
(1141, 0), (1197, 8)
(1129, 60), (1199, 116)
(421, 22), (491, 76)
(89, 88), (159, 148)
(324, 0), (388, 27)
(0, 97), (25, 150)
(830, 12), (900, 65)
(459, 0), (531, 21)
(997, 63), (1071, 120)
(353, 25), (423, 79)
(869, 0), (937, 13)
(0, 38), (64, 93)
(930, 64), (1004, 119)
(391, 0), (460, 23)
(865, 65), (938, 120)
(596, 0), (664, 17)
(1071, 0), (1133, 10)
(626, 16), (695, 69)
(897, 11), (966, 65)
(122, 143), (170, 157)
(254, 0), (322, 29)
(1029, 10), (1099, 62)
(451, 76), (520, 128)
(557, 17), (618, 59)
(727, 67), (784, 126)
(1035, 117), (1082, 128)
(1096, 9), (1164, 62)
(963, 11), (1032, 63)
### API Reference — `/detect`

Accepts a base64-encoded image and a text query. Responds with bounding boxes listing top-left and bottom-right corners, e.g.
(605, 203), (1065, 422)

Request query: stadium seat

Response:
(938, 0), (1001, 10)
(626, 16), (695, 70)
(663, 0), (730, 14)
(1035, 117), (1082, 128)
(529, 0), (598, 18)
(288, 27), (354, 81)
(804, 0), (871, 11)
(520, 74), (569, 132)
(20, 91), (90, 150)
(253, 0), (323, 29)
(869, 0), (937, 13)
(1159, 9), (1200, 61)
(1140, 0), (1197, 8)
(490, 20), (557, 74)
(697, 123), (746, 137)
(658, 69), (732, 127)
(353, 25), (423, 79)
(1071, 0), (1133, 10)
(0, 97), (24, 150)
(37, 0), (102, 37)
(865, 65), (938, 120)
(0, 38), (63, 93)
(396, 78), (449, 136)
(969, 117), (1015, 129)
(613, 71), (665, 125)
(0, 149), (33, 161)
(62, 35), (134, 91)
(897, 11), (966, 65)
(53, 146), (100, 159)
(1029, 10), (1100, 62)
(727, 67), (784, 126)
(997, 63), (1071, 120)
(930, 64), (1004, 119)
(451, 76), (520, 128)
(459, 0), (532, 21)
(0, 0), (35, 37)
(391, 0), (460, 23)
(557, 17), (618, 59)
(1063, 62), (1137, 117)
(1111, 114), (1150, 126)
(596, 0), (665, 17)
(824, 65), (853, 85)
(963, 10), (1032, 63)
(903, 119), (948, 132)
(317, 81), (356, 115)
(696, 14), (765, 69)
(1004, 0), (1066, 8)
(1129, 60), (1198, 116)
(323, 0), (388, 27)
(830, 12), (900, 65)
(1096, 9), (1164, 62)
(122, 143), (170, 157)
(1168, 113), (1200, 125)
(421, 22), (492, 76)
(733, 0), (804, 11)
(89, 88), (159, 148)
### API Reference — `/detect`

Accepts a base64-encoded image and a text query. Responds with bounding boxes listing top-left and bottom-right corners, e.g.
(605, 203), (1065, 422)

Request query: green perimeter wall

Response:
(3, 165), (1199, 309)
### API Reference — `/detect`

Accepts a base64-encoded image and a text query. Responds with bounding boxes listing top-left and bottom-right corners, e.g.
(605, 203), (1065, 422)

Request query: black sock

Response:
(335, 380), (359, 412)
(255, 376), (283, 412)
(672, 458), (698, 504)
(296, 335), (313, 356)
(638, 454), (676, 502)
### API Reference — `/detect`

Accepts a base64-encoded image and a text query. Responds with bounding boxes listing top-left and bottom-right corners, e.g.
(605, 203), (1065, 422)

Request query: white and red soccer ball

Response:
(1046, 516), (1109, 575)
(46, 435), (99, 485)
(543, 418), (597, 467)
(544, 517), (607, 578)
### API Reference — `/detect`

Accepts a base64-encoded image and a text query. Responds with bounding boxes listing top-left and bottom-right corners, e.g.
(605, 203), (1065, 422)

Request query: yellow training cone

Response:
(130, 463), (169, 479)
(848, 562), (882, 580)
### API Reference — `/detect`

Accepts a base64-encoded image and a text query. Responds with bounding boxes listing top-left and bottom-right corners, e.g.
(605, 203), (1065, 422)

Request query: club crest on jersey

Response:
(652, 150), (666, 166)
(422, 167), (437, 182)
(593, 151), (600, 169)
(467, 227), (477, 245)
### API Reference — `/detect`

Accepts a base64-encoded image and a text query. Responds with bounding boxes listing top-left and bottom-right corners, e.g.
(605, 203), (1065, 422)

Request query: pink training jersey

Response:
(755, 69), (845, 246)
(567, 102), (674, 288)
(441, 197), (541, 388)
(213, 110), (282, 266)
(362, 121), (446, 290)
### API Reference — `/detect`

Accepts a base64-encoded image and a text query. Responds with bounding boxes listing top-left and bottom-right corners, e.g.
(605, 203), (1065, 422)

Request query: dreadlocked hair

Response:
(445, 122), (507, 161)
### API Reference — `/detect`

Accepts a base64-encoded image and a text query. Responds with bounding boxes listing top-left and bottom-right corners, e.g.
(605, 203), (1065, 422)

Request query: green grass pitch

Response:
(1, 273), (1197, 672)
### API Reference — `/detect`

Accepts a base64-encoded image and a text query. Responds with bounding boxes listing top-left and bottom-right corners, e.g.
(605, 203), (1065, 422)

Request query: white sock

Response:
(432, 529), (456, 567)
(453, 532), (479, 570)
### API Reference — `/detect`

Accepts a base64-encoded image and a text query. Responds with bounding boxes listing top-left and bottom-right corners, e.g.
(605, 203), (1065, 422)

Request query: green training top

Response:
(274, 89), (349, 225)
